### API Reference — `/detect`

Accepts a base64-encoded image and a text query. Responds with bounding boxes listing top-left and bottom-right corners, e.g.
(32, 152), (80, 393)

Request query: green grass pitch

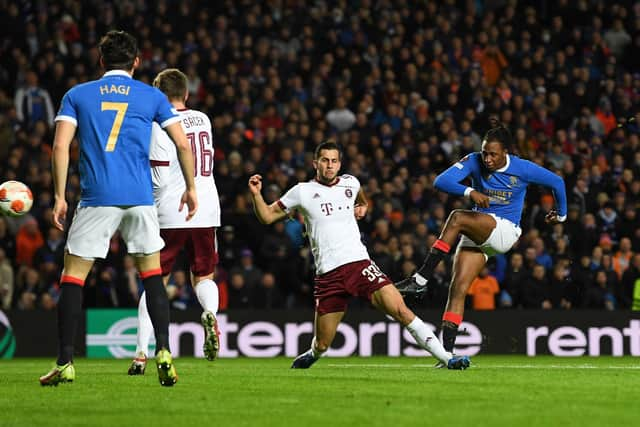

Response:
(1, 356), (638, 427)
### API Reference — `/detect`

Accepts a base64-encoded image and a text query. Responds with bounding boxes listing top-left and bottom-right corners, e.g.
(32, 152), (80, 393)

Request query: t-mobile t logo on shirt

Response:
(320, 202), (334, 216)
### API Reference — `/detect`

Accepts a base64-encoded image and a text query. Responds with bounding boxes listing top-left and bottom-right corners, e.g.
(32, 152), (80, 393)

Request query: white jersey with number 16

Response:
(150, 108), (220, 228)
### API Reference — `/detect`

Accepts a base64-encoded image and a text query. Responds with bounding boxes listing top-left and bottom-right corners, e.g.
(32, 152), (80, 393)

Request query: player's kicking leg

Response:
(371, 285), (470, 370)
(292, 311), (344, 368)
(440, 247), (486, 353)
(396, 210), (495, 295)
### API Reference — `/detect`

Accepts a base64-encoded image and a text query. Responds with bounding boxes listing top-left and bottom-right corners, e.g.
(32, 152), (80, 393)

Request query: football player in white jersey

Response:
(128, 69), (222, 375)
(248, 141), (470, 369)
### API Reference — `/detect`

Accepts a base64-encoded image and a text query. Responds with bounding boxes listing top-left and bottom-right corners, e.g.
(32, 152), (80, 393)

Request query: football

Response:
(0, 180), (34, 217)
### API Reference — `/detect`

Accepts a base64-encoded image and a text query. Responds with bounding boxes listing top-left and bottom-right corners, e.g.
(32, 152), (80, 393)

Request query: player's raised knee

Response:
(447, 209), (467, 226)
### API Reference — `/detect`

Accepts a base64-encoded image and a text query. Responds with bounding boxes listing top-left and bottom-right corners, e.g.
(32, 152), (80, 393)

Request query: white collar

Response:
(495, 154), (511, 173)
(102, 70), (132, 78)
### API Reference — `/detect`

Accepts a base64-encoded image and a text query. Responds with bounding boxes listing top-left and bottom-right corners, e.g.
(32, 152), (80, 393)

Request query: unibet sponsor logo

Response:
(0, 310), (16, 359)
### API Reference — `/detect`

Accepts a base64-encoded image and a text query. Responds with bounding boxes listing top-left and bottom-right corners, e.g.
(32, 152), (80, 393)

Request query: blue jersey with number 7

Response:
(55, 70), (180, 206)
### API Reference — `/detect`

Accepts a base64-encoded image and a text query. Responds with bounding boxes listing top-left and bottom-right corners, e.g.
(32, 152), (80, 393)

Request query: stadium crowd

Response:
(0, 0), (639, 313)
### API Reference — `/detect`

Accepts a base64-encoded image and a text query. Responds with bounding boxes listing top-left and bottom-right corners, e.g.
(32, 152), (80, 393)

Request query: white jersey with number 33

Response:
(277, 174), (370, 275)
(150, 108), (220, 228)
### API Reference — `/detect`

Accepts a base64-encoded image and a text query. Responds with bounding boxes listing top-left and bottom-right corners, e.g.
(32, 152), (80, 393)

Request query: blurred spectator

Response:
(15, 267), (43, 310)
(619, 254), (640, 310)
(546, 263), (575, 309)
(501, 253), (526, 308)
(583, 270), (616, 310)
(15, 217), (44, 267)
(252, 272), (285, 309)
(521, 264), (549, 309)
(227, 271), (252, 309)
(167, 270), (194, 310)
(612, 237), (633, 279)
(13, 71), (55, 128)
(326, 97), (356, 132)
(467, 267), (499, 311)
(0, 248), (13, 310)
(229, 248), (262, 290)
(0, 217), (16, 262)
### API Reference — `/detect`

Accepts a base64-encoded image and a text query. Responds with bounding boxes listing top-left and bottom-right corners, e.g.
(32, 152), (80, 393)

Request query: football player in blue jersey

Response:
(39, 30), (198, 387)
(396, 121), (567, 357)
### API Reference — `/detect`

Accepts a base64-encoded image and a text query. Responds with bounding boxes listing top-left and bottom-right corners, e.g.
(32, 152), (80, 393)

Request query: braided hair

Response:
(483, 117), (512, 150)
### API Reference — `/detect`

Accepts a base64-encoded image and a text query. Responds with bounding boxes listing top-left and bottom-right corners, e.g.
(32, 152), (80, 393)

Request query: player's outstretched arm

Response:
(524, 161), (568, 222)
(51, 120), (76, 230)
(433, 157), (475, 197)
(248, 174), (288, 225)
(165, 122), (198, 220)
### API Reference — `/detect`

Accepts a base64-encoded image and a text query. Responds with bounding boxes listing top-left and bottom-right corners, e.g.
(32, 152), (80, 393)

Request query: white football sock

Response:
(195, 279), (219, 314)
(310, 337), (325, 359)
(136, 291), (153, 356)
(406, 316), (450, 363)
(413, 273), (428, 286)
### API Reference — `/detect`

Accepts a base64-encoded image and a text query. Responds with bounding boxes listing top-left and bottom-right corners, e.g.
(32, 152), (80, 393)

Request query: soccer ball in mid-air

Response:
(0, 181), (33, 217)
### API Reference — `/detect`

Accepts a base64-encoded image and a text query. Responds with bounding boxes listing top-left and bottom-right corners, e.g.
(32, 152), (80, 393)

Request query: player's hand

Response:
(544, 209), (562, 224)
(470, 190), (490, 208)
(354, 203), (368, 220)
(248, 174), (263, 195)
(180, 188), (198, 221)
(52, 198), (68, 231)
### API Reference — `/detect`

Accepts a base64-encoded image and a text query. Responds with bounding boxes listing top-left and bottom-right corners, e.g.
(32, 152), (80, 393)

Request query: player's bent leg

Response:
(441, 248), (487, 353)
(370, 285), (467, 368)
(398, 211), (496, 297)
(440, 210), (497, 246)
(370, 284), (414, 325)
(292, 311), (344, 369)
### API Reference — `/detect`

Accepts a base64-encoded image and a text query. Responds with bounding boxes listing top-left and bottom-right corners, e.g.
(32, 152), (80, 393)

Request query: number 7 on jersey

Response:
(101, 101), (129, 151)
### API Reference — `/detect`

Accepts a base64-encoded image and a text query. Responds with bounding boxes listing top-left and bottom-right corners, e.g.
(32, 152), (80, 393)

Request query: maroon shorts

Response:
(314, 259), (392, 315)
(160, 227), (218, 277)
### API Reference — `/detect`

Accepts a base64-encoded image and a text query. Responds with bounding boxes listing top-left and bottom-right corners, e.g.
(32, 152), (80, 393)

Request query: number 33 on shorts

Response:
(361, 263), (384, 282)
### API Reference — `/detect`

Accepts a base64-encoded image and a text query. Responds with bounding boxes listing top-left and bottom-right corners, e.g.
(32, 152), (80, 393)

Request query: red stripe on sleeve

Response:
(61, 275), (85, 287)
(139, 268), (162, 279)
(276, 200), (286, 210)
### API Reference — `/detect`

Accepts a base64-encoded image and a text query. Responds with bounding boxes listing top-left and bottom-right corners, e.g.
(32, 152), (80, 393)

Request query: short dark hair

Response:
(483, 118), (512, 149)
(98, 30), (138, 71)
(153, 69), (188, 101)
(314, 140), (342, 160)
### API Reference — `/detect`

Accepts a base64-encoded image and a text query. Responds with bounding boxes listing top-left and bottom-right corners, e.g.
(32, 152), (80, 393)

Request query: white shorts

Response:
(457, 213), (521, 259)
(66, 205), (165, 259)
